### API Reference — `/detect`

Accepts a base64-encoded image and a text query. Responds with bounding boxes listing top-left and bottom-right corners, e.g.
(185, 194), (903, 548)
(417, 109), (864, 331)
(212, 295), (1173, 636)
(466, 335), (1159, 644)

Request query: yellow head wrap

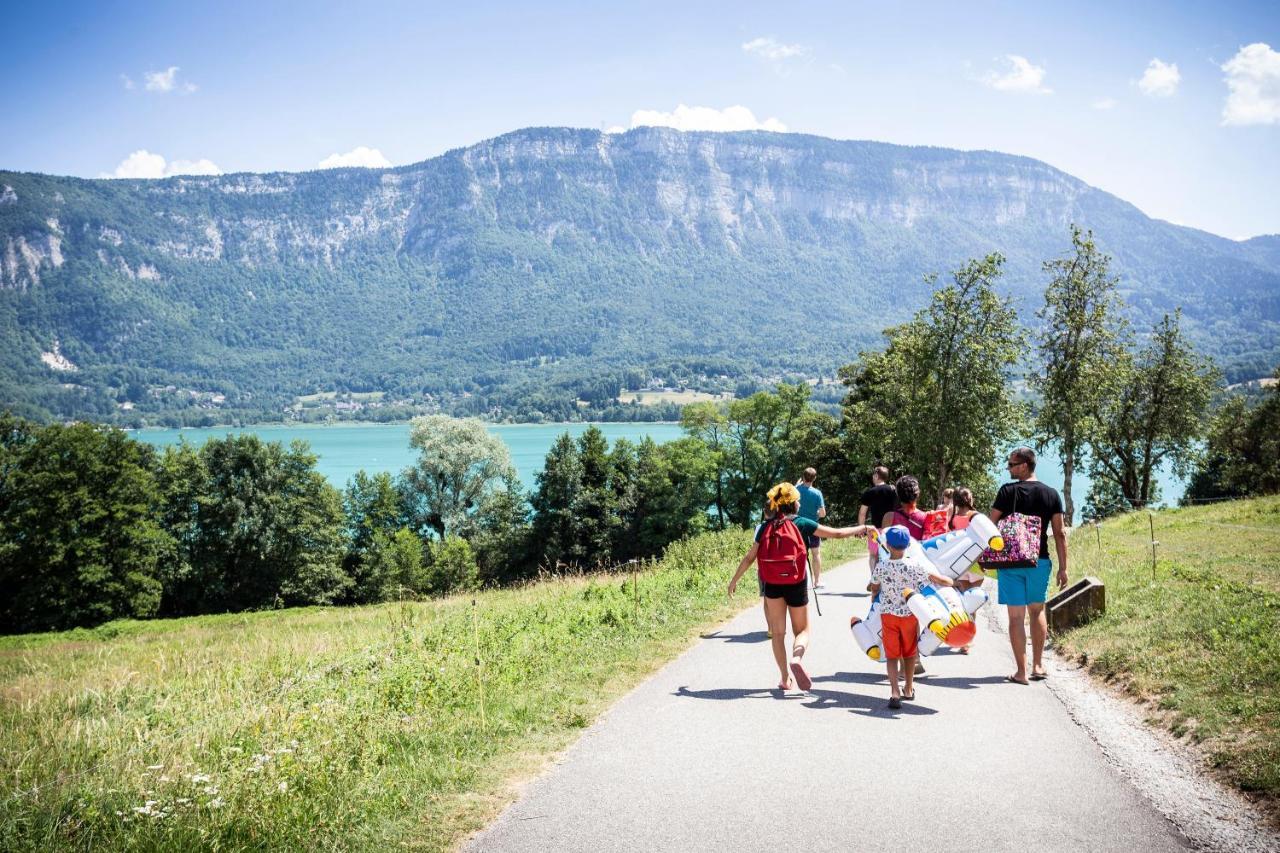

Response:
(766, 482), (801, 512)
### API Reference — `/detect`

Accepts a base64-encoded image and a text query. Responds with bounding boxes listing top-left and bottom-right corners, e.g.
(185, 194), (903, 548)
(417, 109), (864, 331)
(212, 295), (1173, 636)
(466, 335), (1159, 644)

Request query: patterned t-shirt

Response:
(870, 557), (933, 617)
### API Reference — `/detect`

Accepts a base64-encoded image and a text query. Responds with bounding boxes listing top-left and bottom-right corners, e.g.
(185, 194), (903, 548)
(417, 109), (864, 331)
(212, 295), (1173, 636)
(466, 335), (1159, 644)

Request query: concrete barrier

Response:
(1047, 576), (1105, 634)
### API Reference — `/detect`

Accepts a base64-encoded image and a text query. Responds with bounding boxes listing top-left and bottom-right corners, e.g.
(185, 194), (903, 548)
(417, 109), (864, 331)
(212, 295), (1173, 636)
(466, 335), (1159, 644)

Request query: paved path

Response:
(468, 558), (1191, 852)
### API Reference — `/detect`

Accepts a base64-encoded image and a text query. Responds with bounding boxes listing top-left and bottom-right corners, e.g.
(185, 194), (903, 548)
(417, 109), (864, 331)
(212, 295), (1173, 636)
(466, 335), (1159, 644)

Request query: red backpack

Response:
(757, 517), (808, 585)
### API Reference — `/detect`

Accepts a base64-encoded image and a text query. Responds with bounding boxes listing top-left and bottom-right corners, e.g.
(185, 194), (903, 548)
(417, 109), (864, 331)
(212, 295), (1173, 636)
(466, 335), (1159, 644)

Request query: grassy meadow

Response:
(1, 531), (864, 851)
(1057, 495), (1280, 812)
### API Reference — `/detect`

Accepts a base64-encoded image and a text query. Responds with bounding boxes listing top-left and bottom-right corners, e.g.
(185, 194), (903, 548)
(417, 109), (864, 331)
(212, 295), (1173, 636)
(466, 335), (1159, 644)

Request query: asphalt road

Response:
(467, 557), (1191, 852)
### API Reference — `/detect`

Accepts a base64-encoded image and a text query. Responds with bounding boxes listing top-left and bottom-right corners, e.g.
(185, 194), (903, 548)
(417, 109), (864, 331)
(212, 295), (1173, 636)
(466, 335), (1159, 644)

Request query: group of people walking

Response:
(727, 446), (1069, 706)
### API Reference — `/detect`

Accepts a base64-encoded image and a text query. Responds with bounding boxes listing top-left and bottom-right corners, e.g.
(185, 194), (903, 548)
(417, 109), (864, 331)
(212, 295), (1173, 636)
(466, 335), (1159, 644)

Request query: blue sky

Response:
(2, 0), (1277, 238)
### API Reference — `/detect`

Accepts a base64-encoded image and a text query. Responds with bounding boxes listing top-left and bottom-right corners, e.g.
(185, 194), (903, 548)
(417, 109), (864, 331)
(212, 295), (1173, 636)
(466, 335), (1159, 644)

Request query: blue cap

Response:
(882, 525), (911, 550)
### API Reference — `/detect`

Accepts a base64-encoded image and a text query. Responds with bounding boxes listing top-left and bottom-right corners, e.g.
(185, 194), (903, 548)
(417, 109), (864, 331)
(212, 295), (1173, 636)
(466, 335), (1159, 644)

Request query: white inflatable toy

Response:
(850, 520), (1003, 660)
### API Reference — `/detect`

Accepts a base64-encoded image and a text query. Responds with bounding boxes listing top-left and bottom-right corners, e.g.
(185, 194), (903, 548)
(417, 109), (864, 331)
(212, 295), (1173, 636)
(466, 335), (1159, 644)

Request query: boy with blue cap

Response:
(869, 524), (960, 709)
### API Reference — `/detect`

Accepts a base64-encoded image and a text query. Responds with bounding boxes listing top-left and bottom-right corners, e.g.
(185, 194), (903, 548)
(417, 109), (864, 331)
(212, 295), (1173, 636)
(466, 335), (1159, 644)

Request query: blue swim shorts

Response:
(997, 558), (1052, 606)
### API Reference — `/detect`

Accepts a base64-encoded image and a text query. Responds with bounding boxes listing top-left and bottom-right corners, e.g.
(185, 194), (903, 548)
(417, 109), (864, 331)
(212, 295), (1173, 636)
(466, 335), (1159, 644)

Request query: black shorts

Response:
(762, 580), (809, 607)
(804, 534), (821, 549)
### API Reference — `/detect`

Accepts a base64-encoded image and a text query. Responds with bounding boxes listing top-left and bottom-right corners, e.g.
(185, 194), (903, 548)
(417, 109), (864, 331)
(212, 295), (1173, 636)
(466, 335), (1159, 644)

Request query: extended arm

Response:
(728, 542), (759, 596)
(1052, 512), (1068, 589)
(814, 523), (872, 539)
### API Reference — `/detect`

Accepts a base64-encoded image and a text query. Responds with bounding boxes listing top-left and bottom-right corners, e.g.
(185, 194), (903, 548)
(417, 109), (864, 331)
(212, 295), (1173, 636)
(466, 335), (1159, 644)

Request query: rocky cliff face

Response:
(1, 127), (1277, 420)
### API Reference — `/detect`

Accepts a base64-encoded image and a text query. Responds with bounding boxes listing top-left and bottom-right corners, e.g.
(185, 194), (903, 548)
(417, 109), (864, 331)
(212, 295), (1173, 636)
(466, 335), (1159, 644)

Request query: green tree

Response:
(156, 435), (348, 613)
(342, 470), (407, 603)
(682, 384), (812, 527)
(624, 436), (716, 557)
(400, 415), (517, 540)
(531, 432), (583, 569)
(1086, 311), (1219, 510)
(572, 426), (620, 568)
(426, 535), (480, 595)
(1184, 367), (1280, 501)
(1029, 226), (1129, 522)
(0, 417), (171, 633)
(839, 253), (1027, 503)
(470, 473), (534, 585)
(363, 527), (427, 599)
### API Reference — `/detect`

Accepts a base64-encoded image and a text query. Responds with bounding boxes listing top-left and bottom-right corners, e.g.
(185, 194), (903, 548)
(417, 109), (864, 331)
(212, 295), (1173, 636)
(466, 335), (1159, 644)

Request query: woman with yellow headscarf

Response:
(728, 483), (872, 691)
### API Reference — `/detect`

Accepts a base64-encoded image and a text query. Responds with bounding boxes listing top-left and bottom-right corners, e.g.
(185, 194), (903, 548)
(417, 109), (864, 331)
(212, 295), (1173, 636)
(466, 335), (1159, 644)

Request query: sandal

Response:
(888, 696), (902, 709)
(902, 690), (915, 701)
(790, 661), (812, 691)
(1006, 674), (1029, 685)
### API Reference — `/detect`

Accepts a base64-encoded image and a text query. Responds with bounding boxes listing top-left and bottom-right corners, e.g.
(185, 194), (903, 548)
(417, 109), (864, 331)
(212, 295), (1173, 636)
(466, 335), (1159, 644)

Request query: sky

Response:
(2, 0), (1278, 239)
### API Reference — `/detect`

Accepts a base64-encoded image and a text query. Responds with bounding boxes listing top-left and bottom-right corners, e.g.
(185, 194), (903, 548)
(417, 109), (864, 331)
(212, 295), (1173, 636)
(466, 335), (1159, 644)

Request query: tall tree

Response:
(156, 435), (348, 613)
(1029, 225), (1129, 521)
(1086, 311), (1219, 511)
(681, 384), (812, 527)
(840, 253), (1027, 503)
(530, 433), (583, 569)
(0, 418), (171, 633)
(399, 415), (518, 540)
(1185, 367), (1280, 501)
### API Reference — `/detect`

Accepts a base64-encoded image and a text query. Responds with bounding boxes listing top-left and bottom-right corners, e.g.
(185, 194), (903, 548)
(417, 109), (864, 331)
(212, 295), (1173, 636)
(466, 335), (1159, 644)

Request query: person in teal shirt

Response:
(796, 467), (827, 587)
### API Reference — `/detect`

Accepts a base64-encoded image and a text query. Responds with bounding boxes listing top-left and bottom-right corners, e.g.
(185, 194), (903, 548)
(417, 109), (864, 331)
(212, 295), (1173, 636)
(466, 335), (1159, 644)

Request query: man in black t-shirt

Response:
(858, 466), (898, 565)
(990, 446), (1068, 684)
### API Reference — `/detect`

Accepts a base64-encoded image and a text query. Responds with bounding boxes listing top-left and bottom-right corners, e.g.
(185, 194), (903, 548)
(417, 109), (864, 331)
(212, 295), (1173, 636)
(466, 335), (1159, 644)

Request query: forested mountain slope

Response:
(2, 127), (1277, 424)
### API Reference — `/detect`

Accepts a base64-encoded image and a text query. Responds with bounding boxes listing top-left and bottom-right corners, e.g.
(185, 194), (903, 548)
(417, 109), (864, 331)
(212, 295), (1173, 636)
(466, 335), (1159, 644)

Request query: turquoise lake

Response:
(132, 422), (686, 492)
(132, 421), (1184, 523)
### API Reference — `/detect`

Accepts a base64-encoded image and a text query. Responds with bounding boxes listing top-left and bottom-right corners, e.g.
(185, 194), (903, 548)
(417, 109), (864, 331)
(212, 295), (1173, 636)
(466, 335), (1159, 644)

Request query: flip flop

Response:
(1006, 675), (1029, 685)
(902, 690), (915, 701)
(790, 661), (812, 691)
(1030, 672), (1048, 681)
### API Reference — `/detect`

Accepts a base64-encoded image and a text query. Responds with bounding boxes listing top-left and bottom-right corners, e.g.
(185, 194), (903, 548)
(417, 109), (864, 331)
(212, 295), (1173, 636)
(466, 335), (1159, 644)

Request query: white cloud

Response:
(1221, 42), (1280, 126)
(1092, 97), (1118, 110)
(980, 55), (1051, 94)
(104, 150), (222, 179)
(742, 36), (807, 62)
(316, 146), (393, 169)
(1138, 58), (1180, 97)
(626, 104), (787, 133)
(144, 66), (197, 94)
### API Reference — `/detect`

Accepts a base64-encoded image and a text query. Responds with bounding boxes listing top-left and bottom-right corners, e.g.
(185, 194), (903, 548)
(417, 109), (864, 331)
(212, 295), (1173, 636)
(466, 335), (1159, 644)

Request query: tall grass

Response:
(1, 531), (864, 851)
(1057, 495), (1280, 810)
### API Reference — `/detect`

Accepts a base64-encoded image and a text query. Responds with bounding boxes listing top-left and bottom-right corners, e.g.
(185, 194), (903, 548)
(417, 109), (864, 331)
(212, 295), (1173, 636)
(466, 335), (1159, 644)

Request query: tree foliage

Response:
(0, 417), (171, 633)
(156, 435), (348, 613)
(1029, 225), (1129, 521)
(1185, 368), (1280, 502)
(1085, 311), (1219, 512)
(837, 253), (1027, 504)
(400, 415), (518, 540)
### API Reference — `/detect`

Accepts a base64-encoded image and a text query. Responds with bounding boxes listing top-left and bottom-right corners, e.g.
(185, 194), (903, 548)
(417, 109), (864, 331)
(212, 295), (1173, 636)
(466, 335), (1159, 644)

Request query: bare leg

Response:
(903, 654), (916, 697)
(765, 596), (790, 688)
(762, 596), (769, 637)
(788, 603), (810, 667)
(810, 547), (822, 587)
(1028, 602), (1047, 677)
(886, 658), (901, 698)
(1007, 604), (1029, 683)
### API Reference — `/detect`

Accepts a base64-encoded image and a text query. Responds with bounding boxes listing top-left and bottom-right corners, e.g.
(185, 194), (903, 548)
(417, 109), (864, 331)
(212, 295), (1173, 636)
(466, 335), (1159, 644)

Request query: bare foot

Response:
(777, 678), (794, 691)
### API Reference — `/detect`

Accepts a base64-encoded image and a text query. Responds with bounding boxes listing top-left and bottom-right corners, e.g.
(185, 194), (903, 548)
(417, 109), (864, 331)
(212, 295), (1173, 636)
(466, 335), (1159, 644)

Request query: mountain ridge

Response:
(2, 126), (1278, 425)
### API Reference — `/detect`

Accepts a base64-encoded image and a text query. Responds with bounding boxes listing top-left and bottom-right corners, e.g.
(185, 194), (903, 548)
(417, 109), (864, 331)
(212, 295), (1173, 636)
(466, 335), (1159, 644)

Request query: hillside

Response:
(2, 127), (1278, 424)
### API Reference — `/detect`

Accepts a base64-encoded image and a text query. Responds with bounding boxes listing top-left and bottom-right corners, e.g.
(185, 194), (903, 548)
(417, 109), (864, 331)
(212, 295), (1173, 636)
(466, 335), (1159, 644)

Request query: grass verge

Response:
(1, 532), (863, 851)
(1056, 495), (1280, 818)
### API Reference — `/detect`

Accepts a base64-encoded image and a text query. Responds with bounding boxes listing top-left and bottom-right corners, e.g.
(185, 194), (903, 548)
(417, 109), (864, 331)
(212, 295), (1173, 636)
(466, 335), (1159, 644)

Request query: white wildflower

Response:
(190, 773), (211, 784)
(176, 798), (190, 805)
(246, 764), (262, 773)
(145, 764), (163, 771)
(208, 797), (224, 808)
(159, 775), (172, 782)
(278, 781), (288, 793)
(202, 785), (219, 795)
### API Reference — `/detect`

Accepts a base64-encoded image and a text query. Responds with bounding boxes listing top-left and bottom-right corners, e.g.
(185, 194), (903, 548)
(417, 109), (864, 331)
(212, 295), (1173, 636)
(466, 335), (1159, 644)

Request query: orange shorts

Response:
(881, 613), (919, 660)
